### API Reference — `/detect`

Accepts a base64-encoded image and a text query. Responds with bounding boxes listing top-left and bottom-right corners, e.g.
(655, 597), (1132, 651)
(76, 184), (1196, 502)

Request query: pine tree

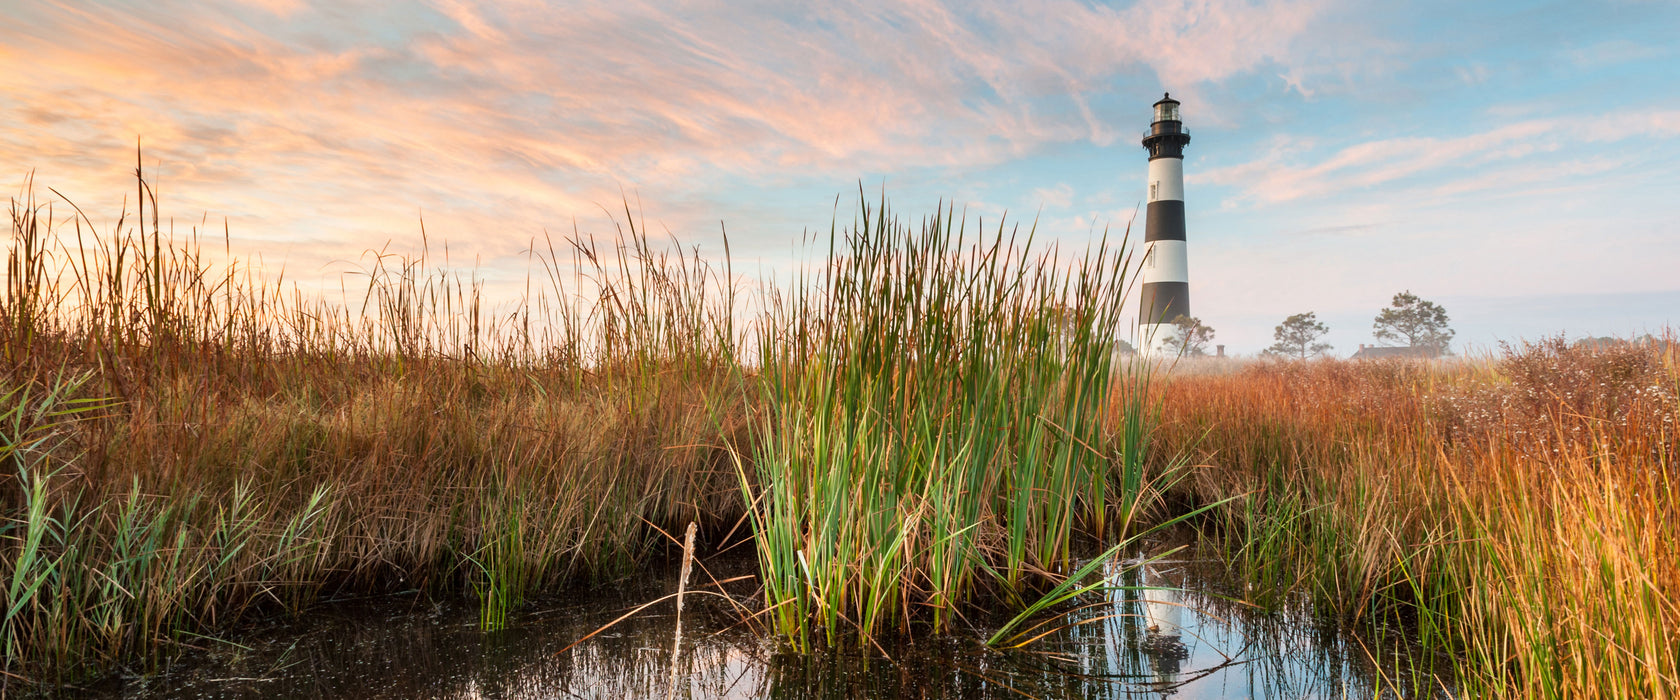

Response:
(1264, 312), (1331, 359)
(1162, 315), (1215, 357)
(1372, 291), (1454, 354)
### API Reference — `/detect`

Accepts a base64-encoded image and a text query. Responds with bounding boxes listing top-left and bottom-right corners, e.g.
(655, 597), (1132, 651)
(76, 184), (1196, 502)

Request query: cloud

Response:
(1566, 39), (1667, 68)
(0, 0), (1358, 306)
(4, 0), (1344, 185)
(1190, 109), (1680, 206)
(1454, 62), (1490, 85)
(232, 0), (307, 17)
(1030, 183), (1075, 209)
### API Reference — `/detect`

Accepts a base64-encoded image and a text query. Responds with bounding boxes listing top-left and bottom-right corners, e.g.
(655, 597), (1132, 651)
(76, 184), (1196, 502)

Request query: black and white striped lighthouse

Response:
(1138, 93), (1192, 356)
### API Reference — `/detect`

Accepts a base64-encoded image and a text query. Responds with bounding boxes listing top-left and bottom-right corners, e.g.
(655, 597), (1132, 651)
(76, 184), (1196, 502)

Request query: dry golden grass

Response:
(1, 174), (752, 687)
(1149, 341), (1678, 698)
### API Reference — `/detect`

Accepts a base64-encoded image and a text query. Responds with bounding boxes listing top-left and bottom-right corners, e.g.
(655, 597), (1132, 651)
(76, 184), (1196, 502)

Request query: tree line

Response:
(1161, 290), (1455, 358)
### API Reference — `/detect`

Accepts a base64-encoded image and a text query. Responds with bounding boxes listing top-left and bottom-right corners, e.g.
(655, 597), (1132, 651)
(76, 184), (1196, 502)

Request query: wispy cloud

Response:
(0, 0), (1354, 292)
(1565, 38), (1667, 68)
(4, 0), (1344, 183)
(6, 0), (1677, 353)
(1191, 109), (1680, 205)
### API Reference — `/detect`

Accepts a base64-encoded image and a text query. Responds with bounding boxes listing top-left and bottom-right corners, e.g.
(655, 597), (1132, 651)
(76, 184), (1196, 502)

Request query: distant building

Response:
(1351, 344), (1439, 360)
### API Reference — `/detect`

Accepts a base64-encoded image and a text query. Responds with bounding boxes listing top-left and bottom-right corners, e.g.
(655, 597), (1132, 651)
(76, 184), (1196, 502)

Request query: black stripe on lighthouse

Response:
(1139, 281), (1190, 325)
(1144, 200), (1186, 242)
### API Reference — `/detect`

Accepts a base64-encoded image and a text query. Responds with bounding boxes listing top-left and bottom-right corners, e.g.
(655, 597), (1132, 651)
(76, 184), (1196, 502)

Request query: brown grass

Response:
(1, 172), (750, 687)
(1149, 341), (1679, 698)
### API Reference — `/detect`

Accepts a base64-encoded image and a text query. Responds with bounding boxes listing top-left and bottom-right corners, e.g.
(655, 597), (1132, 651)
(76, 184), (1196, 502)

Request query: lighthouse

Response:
(1138, 93), (1192, 356)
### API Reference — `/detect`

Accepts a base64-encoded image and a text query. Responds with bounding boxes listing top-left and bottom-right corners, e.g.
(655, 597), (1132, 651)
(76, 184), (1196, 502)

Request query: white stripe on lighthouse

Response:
(1147, 158), (1184, 203)
(1140, 321), (1175, 355)
(1144, 240), (1189, 282)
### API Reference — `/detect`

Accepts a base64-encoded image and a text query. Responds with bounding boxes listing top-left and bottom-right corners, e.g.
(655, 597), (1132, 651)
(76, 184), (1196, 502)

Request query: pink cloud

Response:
(1, 0), (1349, 304)
(6, 1), (1344, 178)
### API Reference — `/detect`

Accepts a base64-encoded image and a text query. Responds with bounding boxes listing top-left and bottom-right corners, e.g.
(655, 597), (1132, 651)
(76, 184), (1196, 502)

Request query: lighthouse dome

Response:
(1153, 93), (1181, 123)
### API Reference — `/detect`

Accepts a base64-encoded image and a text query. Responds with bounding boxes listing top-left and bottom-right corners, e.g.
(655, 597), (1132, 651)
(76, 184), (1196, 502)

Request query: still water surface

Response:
(91, 549), (1452, 699)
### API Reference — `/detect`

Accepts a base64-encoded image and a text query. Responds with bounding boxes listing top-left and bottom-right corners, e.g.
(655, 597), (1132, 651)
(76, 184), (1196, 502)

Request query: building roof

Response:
(1350, 344), (1439, 360)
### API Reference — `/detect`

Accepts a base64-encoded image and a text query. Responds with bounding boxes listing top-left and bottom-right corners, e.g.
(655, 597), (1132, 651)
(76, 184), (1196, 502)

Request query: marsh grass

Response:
(4, 168), (1163, 685)
(1154, 340), (1678, 698)
(1, 168), (752, 687)
(5, 165), (1678, 698)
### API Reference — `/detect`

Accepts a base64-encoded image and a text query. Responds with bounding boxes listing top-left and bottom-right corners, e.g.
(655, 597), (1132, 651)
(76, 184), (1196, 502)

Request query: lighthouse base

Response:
(1138, 322), (1178, 358)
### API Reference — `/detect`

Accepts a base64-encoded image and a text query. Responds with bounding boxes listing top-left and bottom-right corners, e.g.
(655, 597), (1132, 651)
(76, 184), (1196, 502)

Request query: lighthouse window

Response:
(1150, 182), (1158, 200)
(1154, 102), (1180, 122)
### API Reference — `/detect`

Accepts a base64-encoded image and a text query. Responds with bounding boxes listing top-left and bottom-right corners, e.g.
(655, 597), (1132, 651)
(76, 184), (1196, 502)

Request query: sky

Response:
(3, 0), (1678, 355)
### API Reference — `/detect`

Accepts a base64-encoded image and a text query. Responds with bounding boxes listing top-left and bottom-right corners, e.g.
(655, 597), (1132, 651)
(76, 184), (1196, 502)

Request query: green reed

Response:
(739, 197), (1147, 650)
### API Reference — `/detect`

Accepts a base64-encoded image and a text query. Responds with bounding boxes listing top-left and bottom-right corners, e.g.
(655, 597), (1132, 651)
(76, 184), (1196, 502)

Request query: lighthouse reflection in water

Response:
(1042, 553), (1448, 699)
(1126, 557), (1192, 686)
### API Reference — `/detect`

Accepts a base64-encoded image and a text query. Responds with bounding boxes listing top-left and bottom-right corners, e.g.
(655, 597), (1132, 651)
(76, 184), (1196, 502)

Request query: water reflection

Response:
(88, 552), (1452, 699)
(1070, 556), (1452, 699)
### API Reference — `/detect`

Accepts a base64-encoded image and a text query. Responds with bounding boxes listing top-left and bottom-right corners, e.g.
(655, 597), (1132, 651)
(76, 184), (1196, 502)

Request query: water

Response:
(82, 547), (1453, 699)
